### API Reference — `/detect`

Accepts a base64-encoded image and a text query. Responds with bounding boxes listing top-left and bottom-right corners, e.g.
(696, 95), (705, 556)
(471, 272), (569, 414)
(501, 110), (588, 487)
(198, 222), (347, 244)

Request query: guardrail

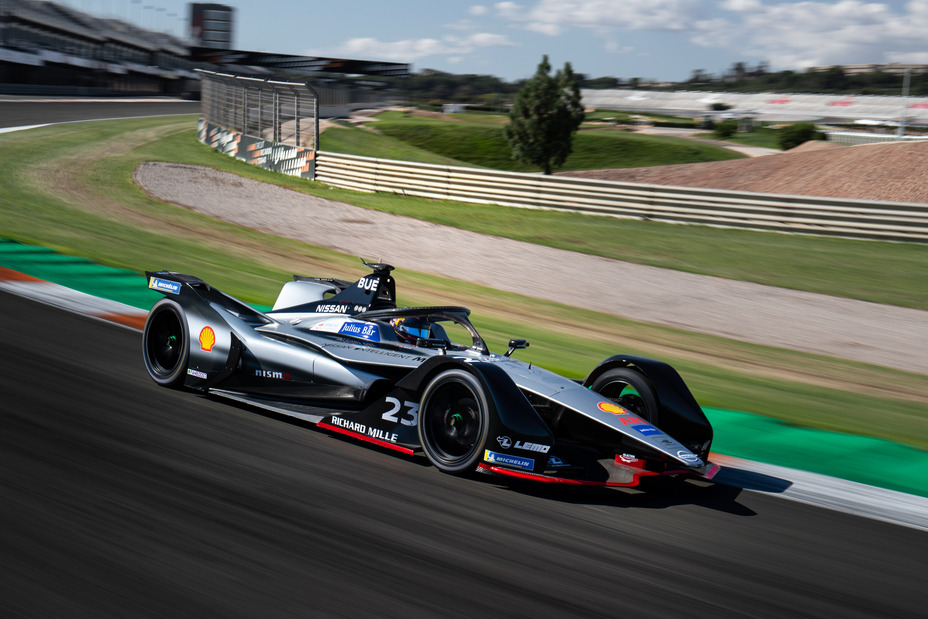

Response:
(826, 131), (928, 145)
(315, 152), (928, 243)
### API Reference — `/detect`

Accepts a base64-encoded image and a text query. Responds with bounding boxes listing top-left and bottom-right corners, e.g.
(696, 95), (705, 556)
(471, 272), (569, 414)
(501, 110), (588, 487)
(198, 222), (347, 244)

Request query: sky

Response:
(66, 1), (928, 82)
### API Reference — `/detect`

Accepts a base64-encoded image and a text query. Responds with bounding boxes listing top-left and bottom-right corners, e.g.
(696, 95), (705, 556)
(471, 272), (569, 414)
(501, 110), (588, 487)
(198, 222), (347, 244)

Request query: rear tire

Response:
(590, 367), (659, 426)
(418, 369), (489, 474)
(142, 298), (189, 389)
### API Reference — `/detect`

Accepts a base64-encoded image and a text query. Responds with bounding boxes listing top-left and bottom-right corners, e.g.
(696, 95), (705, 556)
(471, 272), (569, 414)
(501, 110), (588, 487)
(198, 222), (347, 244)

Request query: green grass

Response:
(370, 115), (742, 171)
(320, 123), (476, 166)
(697, 126), (784, 149)
(583, 110), (636, 123)
(320, 112), (926, 310)
(584, 110), (699, 128)
(315, 188), (928, 310)
(5, 116), (925, 312)
(1, 115), (927, 450)
(443, 110), (510, 125)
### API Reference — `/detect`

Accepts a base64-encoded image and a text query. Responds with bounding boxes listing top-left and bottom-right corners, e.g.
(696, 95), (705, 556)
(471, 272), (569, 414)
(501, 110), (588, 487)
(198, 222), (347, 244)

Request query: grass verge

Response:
(0, 115), (926, 450)
(314, 112), (925, 310)
(368, 110), (743, 171)
(695, 126), (785, 149)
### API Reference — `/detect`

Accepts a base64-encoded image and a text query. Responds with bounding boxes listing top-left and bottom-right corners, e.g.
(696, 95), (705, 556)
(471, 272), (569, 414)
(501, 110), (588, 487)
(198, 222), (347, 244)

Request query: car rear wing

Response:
(145, 270), (270, 323)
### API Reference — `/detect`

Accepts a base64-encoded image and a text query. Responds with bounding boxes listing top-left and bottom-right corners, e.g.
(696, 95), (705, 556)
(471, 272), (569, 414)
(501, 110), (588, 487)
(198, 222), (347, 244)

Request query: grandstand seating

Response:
(581, 89), (928, 122)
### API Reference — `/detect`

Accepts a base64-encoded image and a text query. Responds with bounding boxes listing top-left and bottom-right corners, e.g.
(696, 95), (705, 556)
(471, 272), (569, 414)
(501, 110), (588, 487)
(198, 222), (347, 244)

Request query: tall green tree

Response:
(505, 55), (585, 174)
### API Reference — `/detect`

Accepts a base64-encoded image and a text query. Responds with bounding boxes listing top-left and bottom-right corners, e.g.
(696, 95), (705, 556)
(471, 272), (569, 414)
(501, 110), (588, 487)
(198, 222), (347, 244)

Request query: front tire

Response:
(590, 367), (659, 426)
(143, 298), (189, 389)
(418, 369), (490, 474)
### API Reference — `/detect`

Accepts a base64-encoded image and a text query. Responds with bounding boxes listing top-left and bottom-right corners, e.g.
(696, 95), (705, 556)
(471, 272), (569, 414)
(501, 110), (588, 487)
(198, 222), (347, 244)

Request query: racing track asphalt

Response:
(4, 100), (926, 615)
(2, 289), (925, 618)
(0, 98), (200, 130)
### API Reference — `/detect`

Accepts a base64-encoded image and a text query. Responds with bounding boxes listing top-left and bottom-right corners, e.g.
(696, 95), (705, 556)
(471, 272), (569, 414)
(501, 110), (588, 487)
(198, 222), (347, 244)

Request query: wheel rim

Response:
(147, 309), (183, 376)
(422, 379), (484, 465)
(600, 380), (652, 420)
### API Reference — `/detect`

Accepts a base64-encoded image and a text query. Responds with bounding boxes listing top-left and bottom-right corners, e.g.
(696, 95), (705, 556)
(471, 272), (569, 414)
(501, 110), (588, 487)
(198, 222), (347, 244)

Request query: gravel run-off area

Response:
(134, 161), (928, 376)
(559, 138), (928, 203)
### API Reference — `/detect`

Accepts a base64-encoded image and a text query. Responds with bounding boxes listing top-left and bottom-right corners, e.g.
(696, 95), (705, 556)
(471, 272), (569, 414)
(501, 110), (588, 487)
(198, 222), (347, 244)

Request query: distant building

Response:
(807, 63), (928, 75)
(0, 0), (407, 98)
(420, 68), (454, 77)
(638, 80), (674, 88)
(0, 0), (196, 95)
(189, 4), (233, 50)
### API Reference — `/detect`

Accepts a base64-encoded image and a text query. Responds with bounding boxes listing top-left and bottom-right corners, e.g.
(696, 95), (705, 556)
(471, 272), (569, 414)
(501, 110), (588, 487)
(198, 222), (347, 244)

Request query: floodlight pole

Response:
(898, 67), (911, 138)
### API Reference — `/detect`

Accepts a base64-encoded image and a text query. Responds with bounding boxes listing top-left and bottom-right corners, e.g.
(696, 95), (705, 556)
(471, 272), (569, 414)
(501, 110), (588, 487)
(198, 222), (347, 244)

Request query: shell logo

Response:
(597, 401), (628, 415)
(199, 326), (216, 352)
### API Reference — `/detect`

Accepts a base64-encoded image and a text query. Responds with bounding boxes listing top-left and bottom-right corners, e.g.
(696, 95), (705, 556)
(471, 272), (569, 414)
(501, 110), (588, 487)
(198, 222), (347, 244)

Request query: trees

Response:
(402, 73), (517, 104)
(777, 122), (825, 150)
(505, 55), (585, 174)
(713, 119), (738, 139)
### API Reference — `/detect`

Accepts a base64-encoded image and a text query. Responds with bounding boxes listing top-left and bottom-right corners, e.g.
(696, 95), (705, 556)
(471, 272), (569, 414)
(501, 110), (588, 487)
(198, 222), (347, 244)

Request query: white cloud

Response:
(668, 1), (928, 73)
(310, 1), (928, 79)
(333, 38), (447, 62)
(488, 0), (928, 74)
(603, 40), (635, 55)
(719, 0), (762, 11)
(886, 50), (928, 64)
(713, 1), (928, 70)
(523, 21), (562, 35)
(464, 32), (517, 47)
(318, 32), (517, 63)
(497, 0), (702, 34)
(446, 19), (478, 31)
(494, 2), (525, 20)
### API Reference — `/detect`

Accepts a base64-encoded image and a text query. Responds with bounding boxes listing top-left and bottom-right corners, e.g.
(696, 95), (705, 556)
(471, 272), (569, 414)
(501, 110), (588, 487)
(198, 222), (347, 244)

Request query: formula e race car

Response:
(143, 260), (718, 487)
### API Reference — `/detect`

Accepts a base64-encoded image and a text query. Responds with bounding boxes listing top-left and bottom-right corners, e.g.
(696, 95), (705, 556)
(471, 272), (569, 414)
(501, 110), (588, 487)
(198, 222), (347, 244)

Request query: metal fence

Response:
(197, 69), (319, 178)
(195, 71), (928, 242)
(315, 152), (928, 243)
(825, 131), (928, 145)
(198, 68), (319, 150)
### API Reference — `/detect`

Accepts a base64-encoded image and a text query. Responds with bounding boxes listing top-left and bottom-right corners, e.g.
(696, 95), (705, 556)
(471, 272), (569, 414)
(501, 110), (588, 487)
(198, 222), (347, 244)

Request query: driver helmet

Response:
(390, 317), (430, 344)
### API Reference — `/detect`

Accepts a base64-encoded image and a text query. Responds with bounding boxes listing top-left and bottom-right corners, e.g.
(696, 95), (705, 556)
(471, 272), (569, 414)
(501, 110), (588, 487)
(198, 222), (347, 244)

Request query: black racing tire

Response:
(142, 298), (190, 389)
(417, 369), (490, 474)
(590, 367), (659, 426)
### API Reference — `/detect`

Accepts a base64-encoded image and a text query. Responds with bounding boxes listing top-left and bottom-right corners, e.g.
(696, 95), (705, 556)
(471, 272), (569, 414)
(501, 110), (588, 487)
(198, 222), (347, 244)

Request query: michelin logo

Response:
(484, 450), (534, 471)
(149, 277), (181, 295)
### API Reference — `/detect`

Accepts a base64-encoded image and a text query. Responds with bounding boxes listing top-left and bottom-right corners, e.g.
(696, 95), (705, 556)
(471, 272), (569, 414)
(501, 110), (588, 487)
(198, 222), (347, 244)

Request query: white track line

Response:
(712, 454), (928, 532)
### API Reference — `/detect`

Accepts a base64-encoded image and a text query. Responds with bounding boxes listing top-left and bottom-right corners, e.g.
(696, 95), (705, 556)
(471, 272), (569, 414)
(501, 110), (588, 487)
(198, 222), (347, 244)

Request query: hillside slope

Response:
(558, 140), (928, 204)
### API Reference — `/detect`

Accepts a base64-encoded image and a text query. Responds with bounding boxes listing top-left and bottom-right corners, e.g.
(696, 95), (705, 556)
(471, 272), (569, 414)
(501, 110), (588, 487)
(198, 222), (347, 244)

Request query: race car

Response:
(143, 259), (718, 487)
